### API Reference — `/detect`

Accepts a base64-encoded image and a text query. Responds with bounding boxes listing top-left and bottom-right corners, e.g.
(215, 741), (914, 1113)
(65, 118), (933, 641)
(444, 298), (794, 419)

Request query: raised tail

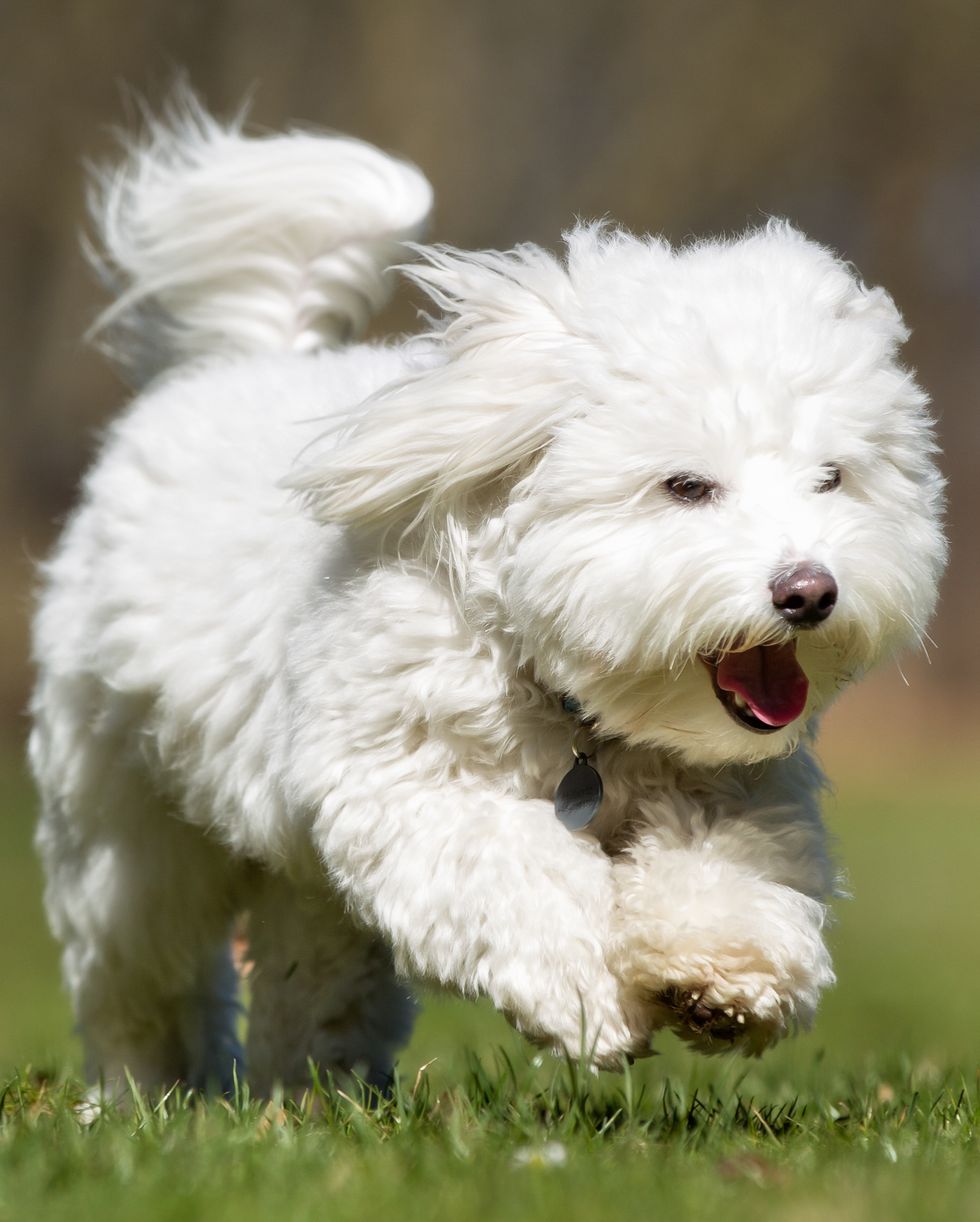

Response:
(87, 90), (433, 383)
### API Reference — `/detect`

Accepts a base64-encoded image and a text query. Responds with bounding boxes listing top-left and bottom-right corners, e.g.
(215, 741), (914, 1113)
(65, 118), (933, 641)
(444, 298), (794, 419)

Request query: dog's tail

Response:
(87, 89), (433, 383)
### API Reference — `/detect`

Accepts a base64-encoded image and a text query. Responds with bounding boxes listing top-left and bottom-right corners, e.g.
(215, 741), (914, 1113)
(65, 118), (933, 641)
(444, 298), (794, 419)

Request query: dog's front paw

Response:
(612, 845), (835, 1056)
(650, 984), (783, 1055)
(624, 939), (821, 1056)
(488, 937), (656, 1070)
(507, 972), (655, 1071)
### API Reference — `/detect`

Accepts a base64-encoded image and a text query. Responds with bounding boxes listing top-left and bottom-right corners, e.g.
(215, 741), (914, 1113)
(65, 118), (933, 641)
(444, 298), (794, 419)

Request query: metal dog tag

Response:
(554, 754), (603, 831)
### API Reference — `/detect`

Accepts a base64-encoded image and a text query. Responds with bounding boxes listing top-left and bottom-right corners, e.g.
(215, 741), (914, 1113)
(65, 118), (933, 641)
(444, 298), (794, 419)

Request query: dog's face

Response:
(499, 229), (946, 764)
(306, 223), (946, 766)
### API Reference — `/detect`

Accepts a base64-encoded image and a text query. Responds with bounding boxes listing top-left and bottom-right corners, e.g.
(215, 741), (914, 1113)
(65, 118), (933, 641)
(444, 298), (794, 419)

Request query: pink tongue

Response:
(715, 642), (809, 727)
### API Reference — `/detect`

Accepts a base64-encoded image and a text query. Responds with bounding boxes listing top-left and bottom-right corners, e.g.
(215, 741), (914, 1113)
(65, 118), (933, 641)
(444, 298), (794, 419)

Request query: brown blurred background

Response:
(1, 0), (977, 776)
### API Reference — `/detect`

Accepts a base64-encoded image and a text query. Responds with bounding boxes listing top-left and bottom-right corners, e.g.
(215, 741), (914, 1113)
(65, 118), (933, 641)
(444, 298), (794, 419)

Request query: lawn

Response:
(1, 751), (977, 1221)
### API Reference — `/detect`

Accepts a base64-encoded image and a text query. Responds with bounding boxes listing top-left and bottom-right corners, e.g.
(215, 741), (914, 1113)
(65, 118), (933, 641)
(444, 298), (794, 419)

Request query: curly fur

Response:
(30, 95), (946, 1093)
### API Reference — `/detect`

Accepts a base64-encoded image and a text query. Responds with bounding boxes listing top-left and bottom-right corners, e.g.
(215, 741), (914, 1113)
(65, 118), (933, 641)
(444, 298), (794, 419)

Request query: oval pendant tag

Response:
(554, 756), (603, 831)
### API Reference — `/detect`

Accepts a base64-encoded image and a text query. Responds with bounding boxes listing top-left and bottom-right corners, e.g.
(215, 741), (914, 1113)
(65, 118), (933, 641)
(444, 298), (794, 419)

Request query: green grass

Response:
(2, 1056), (978, 1222)
(1, 751), (978, 1220)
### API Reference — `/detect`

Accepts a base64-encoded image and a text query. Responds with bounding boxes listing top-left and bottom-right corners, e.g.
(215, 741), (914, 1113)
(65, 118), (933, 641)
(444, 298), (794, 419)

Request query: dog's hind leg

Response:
(245, 872), (417, 1097)
(32, 705), (248, 1096)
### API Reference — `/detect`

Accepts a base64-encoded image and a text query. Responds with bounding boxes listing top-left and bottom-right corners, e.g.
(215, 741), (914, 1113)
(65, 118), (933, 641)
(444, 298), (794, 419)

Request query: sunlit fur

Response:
(30, 97), (946, 1094)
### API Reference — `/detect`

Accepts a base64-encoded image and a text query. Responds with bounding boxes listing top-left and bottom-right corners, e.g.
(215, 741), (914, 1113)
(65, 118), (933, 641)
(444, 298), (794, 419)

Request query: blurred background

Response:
(0, 0), (976, 1079)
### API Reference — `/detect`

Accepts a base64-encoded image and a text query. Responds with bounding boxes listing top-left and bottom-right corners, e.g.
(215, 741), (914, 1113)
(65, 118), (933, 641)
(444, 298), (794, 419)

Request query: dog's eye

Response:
(665, 475), (716, 504)
(816, 466), (842, 493)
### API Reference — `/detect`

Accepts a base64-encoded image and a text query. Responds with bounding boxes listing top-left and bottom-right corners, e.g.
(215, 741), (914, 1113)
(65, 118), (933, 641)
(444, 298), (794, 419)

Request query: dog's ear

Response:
(292, 241), (591, 537)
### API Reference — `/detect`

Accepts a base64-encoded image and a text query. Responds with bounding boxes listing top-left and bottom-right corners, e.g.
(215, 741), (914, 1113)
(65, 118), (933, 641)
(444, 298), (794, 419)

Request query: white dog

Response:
(30, 97), (946, 1095)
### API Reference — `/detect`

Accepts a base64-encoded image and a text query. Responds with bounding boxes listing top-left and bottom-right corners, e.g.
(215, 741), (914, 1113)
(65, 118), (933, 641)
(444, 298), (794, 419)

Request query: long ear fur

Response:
(291, 241), (597, 541)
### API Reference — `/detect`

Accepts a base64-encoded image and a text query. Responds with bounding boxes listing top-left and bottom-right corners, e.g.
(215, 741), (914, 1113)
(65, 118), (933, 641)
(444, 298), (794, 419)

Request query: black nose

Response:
(771, 565), (838, 626)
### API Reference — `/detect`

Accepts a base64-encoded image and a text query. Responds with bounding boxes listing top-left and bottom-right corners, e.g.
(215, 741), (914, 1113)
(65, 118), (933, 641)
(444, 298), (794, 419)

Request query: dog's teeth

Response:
(724, 1006), (735, 1017)
(736, 1013), (746, 1025)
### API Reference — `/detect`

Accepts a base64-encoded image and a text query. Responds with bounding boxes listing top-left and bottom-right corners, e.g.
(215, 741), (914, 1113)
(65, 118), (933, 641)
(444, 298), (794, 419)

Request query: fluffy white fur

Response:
(30, 96), (946, 1094)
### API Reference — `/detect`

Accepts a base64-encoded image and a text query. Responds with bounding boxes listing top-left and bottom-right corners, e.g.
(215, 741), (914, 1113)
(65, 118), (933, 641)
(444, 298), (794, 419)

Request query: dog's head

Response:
(300, 222), (946, 766)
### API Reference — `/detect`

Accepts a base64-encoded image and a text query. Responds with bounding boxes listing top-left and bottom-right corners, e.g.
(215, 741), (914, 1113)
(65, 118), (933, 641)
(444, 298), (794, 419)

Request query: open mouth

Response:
(701, 642), (809, 735)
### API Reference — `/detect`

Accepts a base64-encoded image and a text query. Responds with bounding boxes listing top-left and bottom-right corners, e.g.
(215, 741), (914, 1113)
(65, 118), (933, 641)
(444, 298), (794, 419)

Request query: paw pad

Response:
(657, 985), (749, 1044)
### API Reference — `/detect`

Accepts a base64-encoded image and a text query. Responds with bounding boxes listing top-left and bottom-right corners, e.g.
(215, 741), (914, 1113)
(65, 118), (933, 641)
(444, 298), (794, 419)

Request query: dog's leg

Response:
(611, 786), (835, 1054)
(245, 872), (416, 1097)
(310, 782), (650, 1069)
(35, 754), (247, 1096)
